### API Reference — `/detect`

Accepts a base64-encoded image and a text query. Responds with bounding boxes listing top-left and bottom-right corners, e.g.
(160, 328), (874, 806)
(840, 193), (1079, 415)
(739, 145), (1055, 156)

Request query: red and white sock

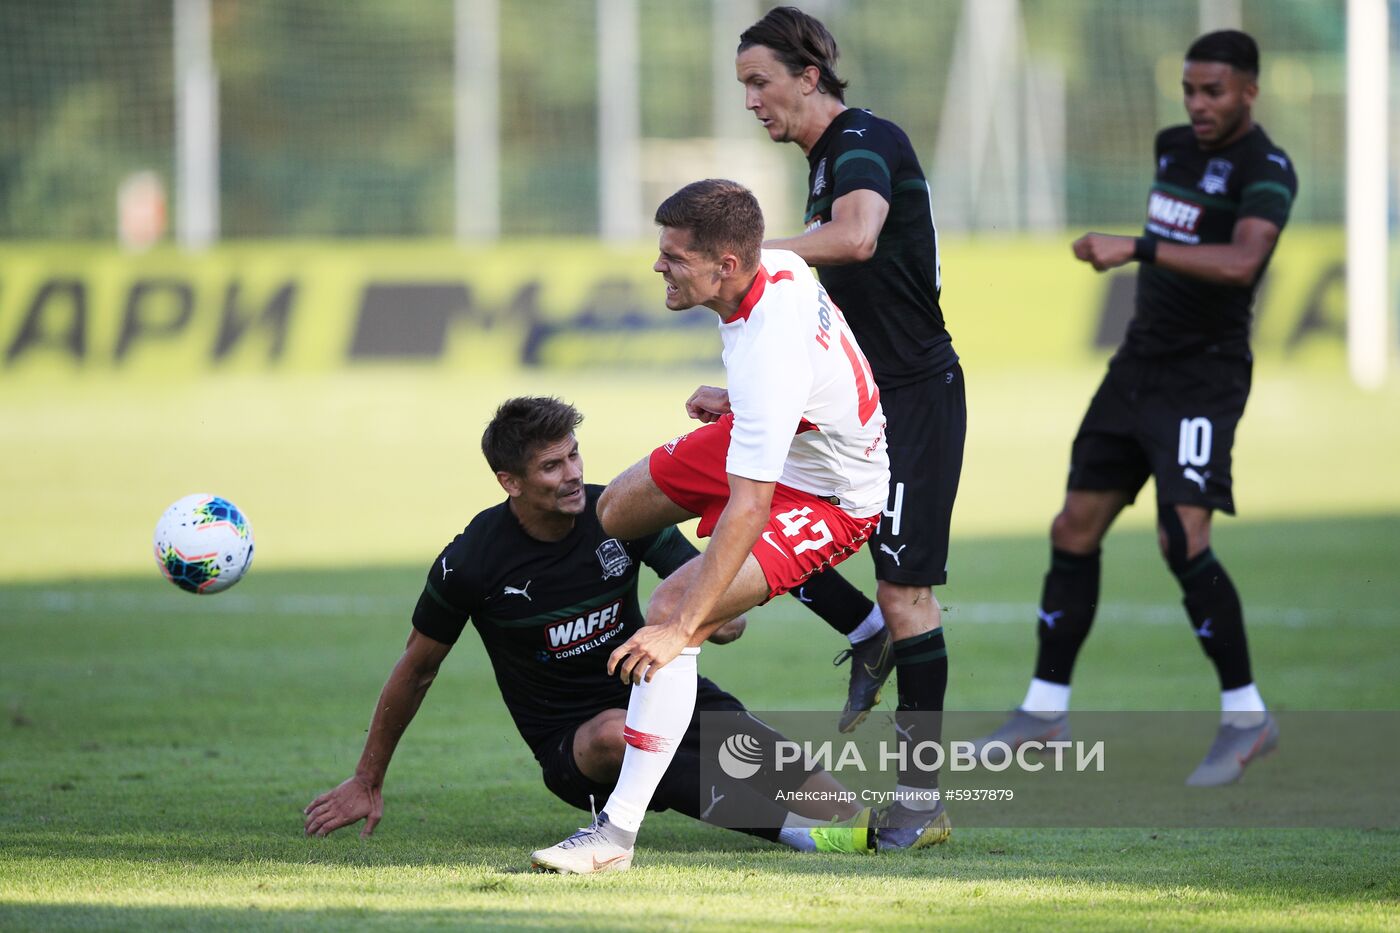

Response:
(600, 648), (700, 835)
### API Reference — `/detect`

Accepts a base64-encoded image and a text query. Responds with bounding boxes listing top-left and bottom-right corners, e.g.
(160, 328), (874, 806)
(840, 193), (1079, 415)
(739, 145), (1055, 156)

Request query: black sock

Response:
(650, 745), (784, 843)
(790, 567), (875, 638)
(1174, 549), (1253, 690)
(1032, 548), (1101, 685)
(894, 629), (948, 791)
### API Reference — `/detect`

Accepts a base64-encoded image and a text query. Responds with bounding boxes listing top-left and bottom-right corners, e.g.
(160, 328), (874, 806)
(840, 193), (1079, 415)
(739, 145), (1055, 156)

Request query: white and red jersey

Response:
(719, 248), (889, 518)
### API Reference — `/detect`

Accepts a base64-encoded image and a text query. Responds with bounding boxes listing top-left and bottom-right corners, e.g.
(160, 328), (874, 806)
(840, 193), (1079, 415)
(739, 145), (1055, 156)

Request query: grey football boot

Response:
(875, 800), (953, 850)
(1185, 714), (1279, 787)
(968, 709), (1071, 766)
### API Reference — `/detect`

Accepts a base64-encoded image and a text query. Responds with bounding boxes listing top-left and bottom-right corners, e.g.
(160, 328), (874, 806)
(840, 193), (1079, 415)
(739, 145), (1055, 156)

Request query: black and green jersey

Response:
(410, 484), (697, 753)
(804, 107), (956, 389)
(1127, 124), (1297, 359)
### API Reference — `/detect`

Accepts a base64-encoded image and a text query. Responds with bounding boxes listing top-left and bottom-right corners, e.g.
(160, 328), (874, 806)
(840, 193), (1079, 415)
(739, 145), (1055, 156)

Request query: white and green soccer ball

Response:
(153, 494), (255, 594)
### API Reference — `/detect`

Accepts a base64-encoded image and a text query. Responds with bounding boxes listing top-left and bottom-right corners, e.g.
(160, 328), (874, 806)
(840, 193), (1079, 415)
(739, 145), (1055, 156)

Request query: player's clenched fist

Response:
(1072, 233), (1135, 272)
(685, 385), (731, 423)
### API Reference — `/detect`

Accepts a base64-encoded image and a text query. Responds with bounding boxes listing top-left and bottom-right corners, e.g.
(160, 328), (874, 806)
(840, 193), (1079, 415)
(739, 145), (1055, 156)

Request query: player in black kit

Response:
(303, 397), (875, 854)
(737, 6), (961, 848)
(974, 31), (1296, 786)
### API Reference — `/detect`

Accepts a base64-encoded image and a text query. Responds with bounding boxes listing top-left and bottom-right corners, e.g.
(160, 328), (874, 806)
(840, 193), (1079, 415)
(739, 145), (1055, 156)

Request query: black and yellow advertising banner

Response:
(0, 229), (1350, 379)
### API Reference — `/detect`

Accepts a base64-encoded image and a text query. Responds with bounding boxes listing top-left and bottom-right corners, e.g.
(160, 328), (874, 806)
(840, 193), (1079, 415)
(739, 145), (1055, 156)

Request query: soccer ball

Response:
(153, 494), (255, 594)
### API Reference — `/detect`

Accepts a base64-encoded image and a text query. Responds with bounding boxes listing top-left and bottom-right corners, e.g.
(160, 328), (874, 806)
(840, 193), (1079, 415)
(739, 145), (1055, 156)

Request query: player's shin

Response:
(1174, 549), (1262, 723)
(598, 647), (700, 841)
(1029, 547), (1101, 700)
(893, 628), (948, 805)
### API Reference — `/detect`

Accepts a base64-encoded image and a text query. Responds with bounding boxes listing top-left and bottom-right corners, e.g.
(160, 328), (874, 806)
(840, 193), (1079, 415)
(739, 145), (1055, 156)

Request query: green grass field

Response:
(3, 366), (1399, 929)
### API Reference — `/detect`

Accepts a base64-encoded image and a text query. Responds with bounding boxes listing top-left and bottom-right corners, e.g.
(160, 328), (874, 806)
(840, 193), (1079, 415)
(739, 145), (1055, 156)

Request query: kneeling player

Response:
(304, 396), (874, 855)
(532, 180), (897, 874)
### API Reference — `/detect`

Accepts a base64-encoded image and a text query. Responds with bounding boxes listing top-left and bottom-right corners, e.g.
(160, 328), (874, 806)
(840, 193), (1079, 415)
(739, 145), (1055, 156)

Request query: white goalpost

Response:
(1345, 0), (1391, 390)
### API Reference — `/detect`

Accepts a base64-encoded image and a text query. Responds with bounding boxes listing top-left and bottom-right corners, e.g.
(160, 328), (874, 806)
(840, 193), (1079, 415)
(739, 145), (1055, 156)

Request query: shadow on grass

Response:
(5, 823), (1399, 902)
(0, 903), (666, 933)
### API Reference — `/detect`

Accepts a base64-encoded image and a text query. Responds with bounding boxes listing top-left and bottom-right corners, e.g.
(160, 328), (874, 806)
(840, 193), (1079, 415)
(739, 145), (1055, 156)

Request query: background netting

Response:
(0, 0), (1352, 239)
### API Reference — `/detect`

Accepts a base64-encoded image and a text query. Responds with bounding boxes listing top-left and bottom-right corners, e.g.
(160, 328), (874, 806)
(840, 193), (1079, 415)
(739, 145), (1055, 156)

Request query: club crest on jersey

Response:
(596, 538), (631, 579)
(812, 158), (827, 196)
(1198, 158), (1233, 195)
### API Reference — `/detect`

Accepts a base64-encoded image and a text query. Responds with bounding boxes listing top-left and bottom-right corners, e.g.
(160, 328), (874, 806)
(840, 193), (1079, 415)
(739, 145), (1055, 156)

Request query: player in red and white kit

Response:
(531, 179), (889, 873)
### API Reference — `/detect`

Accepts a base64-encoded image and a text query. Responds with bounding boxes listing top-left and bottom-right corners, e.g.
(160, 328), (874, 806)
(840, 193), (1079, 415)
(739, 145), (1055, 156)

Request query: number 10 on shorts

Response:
(776, 507), (834, 554)
(1177, 417), (1213, 467)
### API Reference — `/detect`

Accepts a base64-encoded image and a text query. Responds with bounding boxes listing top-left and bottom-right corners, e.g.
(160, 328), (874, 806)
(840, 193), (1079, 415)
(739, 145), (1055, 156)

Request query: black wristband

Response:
(1133, 236), (1158, 264)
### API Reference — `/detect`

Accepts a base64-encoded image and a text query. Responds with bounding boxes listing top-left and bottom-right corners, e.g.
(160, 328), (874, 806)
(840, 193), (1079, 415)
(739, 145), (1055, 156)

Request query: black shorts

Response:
(1069, 353), (1251, 514)
(870, 365), (967, 586)
(534, 677), (747, 814)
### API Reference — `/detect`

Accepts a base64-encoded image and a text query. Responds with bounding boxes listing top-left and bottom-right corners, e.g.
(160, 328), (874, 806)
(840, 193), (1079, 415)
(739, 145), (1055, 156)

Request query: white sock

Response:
(778, 811), (824, 829)
(599, 647), (699, 834)
(1220, 683), (1267, 727)
(1020, 678), (1071, 717)
(847, 605), (886, 645)
(777, 826), (818, 851)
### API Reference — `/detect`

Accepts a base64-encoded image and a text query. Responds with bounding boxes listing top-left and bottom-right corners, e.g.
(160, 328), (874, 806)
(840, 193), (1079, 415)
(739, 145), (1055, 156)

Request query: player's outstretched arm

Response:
(1150, 217), (1281, 286)
(303, 629), (451, 838)
(765, 189), (889, 265)
(1073, 218), (1280, 286)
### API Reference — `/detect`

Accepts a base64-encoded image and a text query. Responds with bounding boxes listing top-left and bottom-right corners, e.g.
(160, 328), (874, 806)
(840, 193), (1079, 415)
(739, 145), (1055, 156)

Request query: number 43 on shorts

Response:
(776, 506), (834, 554)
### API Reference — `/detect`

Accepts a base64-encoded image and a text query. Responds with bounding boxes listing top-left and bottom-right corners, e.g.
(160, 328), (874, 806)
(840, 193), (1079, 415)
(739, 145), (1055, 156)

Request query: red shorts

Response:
(649, 414), (879, 599)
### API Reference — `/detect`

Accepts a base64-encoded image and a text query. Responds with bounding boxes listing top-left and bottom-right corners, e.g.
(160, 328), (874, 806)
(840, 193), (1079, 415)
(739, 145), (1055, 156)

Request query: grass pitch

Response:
(3, 516), (1399, 931)
(2, 364), (1398, 929)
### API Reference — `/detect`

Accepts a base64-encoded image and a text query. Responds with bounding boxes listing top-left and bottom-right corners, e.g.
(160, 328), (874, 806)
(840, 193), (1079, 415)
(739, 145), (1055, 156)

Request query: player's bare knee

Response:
(876, 581), (939, 637)
(1050, 509), (1097, 553)
(575, 711), (627, 780)
(592, 724), (627, 773)
(1158, 503), (1212, 571)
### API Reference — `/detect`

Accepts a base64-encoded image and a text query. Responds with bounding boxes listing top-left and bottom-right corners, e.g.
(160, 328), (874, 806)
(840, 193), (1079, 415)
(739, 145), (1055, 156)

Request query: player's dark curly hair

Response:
(481, 396), (583, 476)
(654, 179), (764, 269)
(738, 6), (848, 102)
(1186, 30), (1259, 77)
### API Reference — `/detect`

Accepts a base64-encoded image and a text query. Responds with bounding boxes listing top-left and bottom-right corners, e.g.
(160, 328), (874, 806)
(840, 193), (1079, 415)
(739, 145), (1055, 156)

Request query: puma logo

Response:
(503, 581), (532, 600)
(879, 543), (907, 566)
(842, 128), (867, 136)
(440, 557), (454, 580)
(1037, 608), (1063, 629)
(794, 586), (813, 603)
(1266, 153), (1289, 169)
(1183, 467), (1211, 492)
(1196, 617), (1214, 638)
